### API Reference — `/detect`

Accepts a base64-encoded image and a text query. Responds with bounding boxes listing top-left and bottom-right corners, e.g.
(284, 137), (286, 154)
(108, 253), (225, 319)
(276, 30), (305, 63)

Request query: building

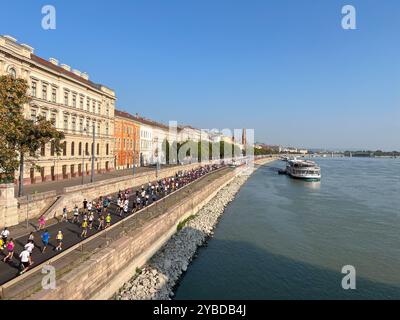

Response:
(0, 35), (116, 185)
(114, 110), (140, 170)
(129, 115), (172, 165)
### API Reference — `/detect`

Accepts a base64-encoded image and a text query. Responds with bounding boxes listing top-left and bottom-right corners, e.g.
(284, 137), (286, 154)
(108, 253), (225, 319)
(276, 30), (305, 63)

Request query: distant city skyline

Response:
(1, 0), (399, 150)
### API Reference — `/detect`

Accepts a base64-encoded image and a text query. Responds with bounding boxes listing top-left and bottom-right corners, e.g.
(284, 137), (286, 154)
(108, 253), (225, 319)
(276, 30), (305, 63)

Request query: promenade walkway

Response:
(0, 165), (230, 287)
(15, 165), (166, 196)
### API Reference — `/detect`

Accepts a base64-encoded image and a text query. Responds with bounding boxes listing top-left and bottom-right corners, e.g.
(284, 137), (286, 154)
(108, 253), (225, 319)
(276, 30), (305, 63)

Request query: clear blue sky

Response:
(2, 0), (400, 150)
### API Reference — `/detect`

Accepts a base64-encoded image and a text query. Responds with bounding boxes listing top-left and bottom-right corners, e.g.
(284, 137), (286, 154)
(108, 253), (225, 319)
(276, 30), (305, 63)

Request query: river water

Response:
(174, 157), (400, 299)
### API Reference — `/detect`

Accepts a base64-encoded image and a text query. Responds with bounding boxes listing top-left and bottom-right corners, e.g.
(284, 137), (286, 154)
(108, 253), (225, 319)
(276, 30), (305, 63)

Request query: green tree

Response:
(0, 75), (64, 195)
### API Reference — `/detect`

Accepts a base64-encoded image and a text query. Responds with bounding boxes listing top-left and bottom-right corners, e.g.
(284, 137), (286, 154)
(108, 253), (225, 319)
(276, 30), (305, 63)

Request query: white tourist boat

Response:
(286, 158), (321, 181)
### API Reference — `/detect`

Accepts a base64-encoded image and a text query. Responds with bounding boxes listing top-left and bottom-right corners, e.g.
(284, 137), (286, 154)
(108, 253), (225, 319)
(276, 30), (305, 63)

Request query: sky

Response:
(1, 0), (400, 150)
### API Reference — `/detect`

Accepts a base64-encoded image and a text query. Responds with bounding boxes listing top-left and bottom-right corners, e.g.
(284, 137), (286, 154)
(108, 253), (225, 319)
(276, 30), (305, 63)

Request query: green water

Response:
(174, 157), (400, 299)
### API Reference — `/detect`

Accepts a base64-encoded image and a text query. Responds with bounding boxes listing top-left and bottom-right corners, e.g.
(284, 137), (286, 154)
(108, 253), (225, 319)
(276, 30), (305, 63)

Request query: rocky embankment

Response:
(115, 167), (256, 300)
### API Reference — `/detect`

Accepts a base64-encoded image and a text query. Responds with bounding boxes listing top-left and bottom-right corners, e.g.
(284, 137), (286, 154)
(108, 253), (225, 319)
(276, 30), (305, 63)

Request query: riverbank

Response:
(114, 160), (272, 300)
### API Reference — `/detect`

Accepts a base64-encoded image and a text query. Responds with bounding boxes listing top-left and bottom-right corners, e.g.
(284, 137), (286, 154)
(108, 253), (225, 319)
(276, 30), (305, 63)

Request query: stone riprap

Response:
(115, 168), (255, 300)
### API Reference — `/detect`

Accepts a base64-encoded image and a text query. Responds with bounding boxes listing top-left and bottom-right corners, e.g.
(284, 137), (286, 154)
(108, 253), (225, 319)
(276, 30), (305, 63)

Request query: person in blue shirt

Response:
(41, 230), (50, 253)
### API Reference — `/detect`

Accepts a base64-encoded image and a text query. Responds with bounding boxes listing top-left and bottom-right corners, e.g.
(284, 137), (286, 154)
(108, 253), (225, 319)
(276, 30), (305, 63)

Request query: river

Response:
(174, 157), (400, 299)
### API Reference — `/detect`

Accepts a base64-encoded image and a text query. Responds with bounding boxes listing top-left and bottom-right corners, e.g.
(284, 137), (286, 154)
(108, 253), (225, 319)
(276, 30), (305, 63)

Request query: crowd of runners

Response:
(0, 164), (221, 276)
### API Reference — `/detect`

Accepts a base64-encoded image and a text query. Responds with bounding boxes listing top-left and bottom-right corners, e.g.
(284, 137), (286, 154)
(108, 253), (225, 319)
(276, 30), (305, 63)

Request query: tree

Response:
(0, 75), (64, 195)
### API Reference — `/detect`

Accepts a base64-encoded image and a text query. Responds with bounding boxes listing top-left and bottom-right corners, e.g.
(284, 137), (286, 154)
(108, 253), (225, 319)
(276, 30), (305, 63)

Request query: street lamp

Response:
(91, 123), (95, 183)
(133, 128), (136, 177)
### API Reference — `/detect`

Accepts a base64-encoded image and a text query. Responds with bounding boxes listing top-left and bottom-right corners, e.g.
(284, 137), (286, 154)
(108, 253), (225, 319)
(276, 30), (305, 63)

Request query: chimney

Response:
(81, 72), (89, 80)
(72, 69), (81, 76)
(49, 58), (59, 66)
(60, 64), (71, 71)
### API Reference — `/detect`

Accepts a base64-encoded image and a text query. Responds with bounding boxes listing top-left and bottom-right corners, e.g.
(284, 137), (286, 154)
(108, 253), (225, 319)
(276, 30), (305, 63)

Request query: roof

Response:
(31, 54), (103, 92)
(115, 109), (170, 131)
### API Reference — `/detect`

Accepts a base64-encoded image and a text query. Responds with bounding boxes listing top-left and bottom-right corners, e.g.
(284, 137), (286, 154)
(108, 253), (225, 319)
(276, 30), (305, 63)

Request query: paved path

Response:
(0, 166), (229, 286)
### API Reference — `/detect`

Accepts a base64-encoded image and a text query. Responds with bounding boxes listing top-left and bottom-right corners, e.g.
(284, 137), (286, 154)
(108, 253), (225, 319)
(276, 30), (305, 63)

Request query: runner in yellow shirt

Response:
(105, 213), (111, 228)
(81, 220), (88, 238)
(56, 231), (63, 251)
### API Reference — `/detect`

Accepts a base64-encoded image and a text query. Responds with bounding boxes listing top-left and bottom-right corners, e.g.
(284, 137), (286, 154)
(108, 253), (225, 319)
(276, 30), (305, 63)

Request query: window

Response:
(71, 117), (76, 132)
(71, 142), (75, 156)
(63, 114), (69, 130)
(8, 67), (16, 78)
(97, 123), (100, 137)
(86, 119), (89, 134)
(31, 81), (37, 97)
(85, 143), (89, 156)
(97, 143), (99, 155)
(41, 111), (47, 120)
(80, 96), (84, 109)
(78, 142), (82, 156)
(41, 143), (46, 156)
(51, 113), (57, 127)
(106, 143), (109, 155)
(98, 103), (101, 114)
(79, 118), (84, 132)
(51, 141), (55, 156)
(42, 85), (47, 100)
(52, 88), (57, 103)
(63, 142), (67, 156)
(31, 109), (37, 122)
(106, 103), (109, 116)
(72, 94), (77, 108)
(86, 98), (90, 111)
(64, 91), (69, 106)
(92, 100), (96, 113)
(105, 122), (109, 136)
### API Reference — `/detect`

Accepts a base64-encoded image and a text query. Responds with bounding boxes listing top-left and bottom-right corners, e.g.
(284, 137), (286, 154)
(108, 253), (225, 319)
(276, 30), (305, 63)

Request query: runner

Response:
(87, 201), (93, 213)
(81, 219), (88, 238)
(19, 248), (32, 275)
(72, 205), (79, 224)
(61, 206), (68, 222)
(1, 227), (10, 244)
(96, 203), (102, 216)
(24, 240), (35, 254)
(56, 231), (63, 251)
(38, 215), (46, 230)
(123, 199), (129, 216)
(103, 197), (109, 213)
(105, 213), (111, 228)
(117, 198), (123, 216)
(28, 232), (35, 243)
(83, 198), (88, 213)
(88, 212), (94, 230)
(41, 230), (50, 253)
(3, 239), (14, 263)
(97, 215), (105, 231)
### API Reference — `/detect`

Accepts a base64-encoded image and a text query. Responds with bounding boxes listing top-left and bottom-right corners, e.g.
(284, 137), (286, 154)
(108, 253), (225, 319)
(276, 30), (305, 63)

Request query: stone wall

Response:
(16, 191), (58, 223)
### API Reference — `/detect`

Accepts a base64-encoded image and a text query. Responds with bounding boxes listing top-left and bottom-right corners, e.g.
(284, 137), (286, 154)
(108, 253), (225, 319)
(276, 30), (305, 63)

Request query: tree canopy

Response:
(0, 75), (64, 184)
